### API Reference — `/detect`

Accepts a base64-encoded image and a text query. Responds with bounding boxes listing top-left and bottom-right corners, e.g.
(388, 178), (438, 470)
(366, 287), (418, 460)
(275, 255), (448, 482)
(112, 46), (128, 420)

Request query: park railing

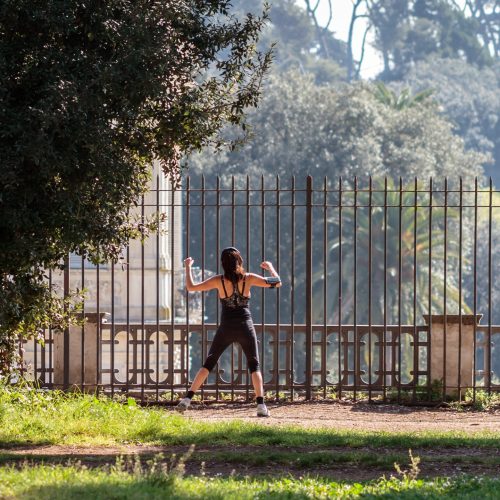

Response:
(20, 175), (500, 404)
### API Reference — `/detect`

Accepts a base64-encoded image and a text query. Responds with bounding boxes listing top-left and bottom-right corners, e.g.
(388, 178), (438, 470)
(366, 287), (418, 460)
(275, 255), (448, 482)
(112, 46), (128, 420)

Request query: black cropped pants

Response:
(202, 317), (260, 373)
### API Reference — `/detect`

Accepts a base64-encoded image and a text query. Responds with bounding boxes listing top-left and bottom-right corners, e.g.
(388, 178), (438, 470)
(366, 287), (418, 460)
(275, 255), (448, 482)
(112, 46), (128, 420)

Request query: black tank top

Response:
(220, 274), (251, 321)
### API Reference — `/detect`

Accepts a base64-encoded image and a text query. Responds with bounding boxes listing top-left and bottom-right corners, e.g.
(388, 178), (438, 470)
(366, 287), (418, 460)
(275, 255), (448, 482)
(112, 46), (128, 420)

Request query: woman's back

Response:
(219, 274), (250, 313)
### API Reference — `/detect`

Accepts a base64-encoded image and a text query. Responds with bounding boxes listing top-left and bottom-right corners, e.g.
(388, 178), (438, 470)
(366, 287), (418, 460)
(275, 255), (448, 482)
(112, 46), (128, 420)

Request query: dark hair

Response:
(221, 247), (245, 283)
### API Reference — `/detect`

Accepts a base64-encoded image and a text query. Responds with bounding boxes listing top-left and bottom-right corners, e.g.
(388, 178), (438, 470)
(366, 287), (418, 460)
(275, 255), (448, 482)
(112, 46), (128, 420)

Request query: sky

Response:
(311, 0), (384, 79)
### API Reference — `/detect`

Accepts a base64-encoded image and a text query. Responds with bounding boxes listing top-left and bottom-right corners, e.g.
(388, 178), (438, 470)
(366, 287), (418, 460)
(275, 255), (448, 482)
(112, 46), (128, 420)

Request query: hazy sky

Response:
(312, 0), (383, 79)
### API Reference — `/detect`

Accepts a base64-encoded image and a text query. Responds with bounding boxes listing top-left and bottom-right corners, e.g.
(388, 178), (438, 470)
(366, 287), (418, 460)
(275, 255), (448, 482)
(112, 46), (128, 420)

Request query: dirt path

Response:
(180, 400), (500, 433)
(2, 443), (499, 481)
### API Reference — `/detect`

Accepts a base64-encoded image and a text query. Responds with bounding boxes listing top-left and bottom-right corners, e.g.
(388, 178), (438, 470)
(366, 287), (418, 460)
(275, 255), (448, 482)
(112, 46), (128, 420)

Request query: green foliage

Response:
(190, 70), (486, 182)
(370, 0), (493, 81)
(0, 1), (271, 371)
(404, 57), (499, 183)
(373, 82), (434, 110)
(231, 0), (348, 84)
(465, 389), (500, 411)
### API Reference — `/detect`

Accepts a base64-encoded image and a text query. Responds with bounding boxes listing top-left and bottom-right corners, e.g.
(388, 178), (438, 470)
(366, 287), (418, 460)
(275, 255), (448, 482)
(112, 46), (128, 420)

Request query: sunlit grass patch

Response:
(1, 386), (499, 450)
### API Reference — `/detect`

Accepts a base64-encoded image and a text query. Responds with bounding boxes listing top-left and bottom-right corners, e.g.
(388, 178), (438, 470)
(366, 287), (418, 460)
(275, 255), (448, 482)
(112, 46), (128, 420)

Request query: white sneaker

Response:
(176, 397), (191, 413)
(256, 403), (270, 417)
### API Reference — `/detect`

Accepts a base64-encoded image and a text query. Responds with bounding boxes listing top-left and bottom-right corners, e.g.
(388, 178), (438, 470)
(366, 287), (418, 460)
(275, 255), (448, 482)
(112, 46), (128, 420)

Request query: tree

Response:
(460, 0), (499, 58)
(187, 71), (487, 327)
(369, 0), (492, 80)
(231, 0), (348, 83)
(403, 57), (500, 183)
(0, 0), (271, 374)
(190, 70), (486, 183)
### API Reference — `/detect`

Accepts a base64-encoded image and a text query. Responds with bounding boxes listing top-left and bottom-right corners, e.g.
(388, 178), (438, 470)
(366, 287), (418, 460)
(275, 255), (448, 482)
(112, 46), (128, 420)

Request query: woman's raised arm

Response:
(184, 257), (218, 292)
(248, 261), (282, 288)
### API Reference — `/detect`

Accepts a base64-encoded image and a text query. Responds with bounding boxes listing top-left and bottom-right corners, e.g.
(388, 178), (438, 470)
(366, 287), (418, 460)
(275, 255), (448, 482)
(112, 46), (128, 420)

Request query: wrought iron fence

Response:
(21, 175), (500, 403)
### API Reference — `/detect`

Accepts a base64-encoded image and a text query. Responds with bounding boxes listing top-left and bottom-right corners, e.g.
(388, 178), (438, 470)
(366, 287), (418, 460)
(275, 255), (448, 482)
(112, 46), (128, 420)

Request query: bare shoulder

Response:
(245, 273), (264, 285)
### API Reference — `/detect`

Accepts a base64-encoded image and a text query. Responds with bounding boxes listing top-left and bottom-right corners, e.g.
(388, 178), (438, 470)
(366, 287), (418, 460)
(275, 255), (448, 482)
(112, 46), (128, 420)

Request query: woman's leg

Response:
(177, 326), (230, 412)
(189, 367), (210, 392)
(239, 321), (269, 415)
(251, 370), (264, 397)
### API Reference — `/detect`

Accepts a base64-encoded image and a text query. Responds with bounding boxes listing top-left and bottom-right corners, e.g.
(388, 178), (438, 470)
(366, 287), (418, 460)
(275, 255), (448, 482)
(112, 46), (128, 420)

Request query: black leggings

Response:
(203, 319), (260, 373)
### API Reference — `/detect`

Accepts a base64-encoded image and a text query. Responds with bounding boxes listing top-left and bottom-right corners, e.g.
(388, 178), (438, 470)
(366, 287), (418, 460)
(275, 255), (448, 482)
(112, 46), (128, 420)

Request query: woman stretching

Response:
(177, 247), (281, 417)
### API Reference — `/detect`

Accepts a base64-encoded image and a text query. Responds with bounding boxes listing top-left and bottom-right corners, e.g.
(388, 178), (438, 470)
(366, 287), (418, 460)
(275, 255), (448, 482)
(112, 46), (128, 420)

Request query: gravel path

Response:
(179, 400), (500, 433)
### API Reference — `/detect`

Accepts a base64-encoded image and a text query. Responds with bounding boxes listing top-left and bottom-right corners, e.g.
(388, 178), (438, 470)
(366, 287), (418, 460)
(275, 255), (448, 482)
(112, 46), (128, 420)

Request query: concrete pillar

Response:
(54, 312), (108, 391)
(424, 314), (482, 394)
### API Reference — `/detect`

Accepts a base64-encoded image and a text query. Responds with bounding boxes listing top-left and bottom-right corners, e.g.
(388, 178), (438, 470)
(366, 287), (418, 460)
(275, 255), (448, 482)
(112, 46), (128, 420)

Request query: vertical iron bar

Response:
(96, 261), (100, 394)
(427, 178), (433, 400)
(305, 176), (313, 400)
(169, 185), (175, 400)
(63, 256), (70, 390)
(141, 193), (146, 402)
(231, 176), (235, 401)
(338, 177), (343, 399)
(353, 177), (358, 400)
(201, 175), (206, 401)
(184, 176), (190, 400)
(443, 178), (448, 400)
(81, 256), (85, 391)
(473, 177), (478, 402)
(111, 255), (115, 397)
(168, 182), (175, 401)
(276, 175), (281, 400)
(383, 178), (388, 401)
(140, 195), (146, 402)
(246, 175), (251, 401)
(368, 177), (373, 401)
(323, 176), (328, 398)
(458, 177), (463, 399)
(126, 240), (130, 394)
(48, 270), (53, 386)
(291, 176), (296, 400)
(261, 175), (266, 399)
(397, 178), (403, 403)
(216, 176), (221, 400)
(412, 178), (418, 401)
(33, 285), (38, 384)
(156, 174), (161, 402)
(487, 177), (493, 394)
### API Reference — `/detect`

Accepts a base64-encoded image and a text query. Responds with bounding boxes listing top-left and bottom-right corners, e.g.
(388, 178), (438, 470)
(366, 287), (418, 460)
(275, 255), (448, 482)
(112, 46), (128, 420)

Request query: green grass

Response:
(1, 463), (500, 499)
(2, 387), (500, 498)
(1, 387), (499, 449)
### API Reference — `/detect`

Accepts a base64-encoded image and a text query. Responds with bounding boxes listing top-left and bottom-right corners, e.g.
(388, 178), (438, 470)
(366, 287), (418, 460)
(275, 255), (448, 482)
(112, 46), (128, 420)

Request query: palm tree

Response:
(312, 178), (469, 326)
(372, 82), (434, 110)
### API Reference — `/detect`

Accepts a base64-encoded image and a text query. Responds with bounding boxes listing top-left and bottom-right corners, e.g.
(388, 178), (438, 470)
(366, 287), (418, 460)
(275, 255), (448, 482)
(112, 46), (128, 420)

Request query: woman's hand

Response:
(260, 261), (274, 272)
(184, 257), (194, 268)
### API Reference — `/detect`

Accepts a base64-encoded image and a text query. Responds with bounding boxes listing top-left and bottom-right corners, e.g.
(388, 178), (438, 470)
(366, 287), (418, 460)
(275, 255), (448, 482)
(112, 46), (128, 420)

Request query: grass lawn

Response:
(1, 464), (500, 499)
(1, 386), (500, 498)
(1, 387), (499, 449)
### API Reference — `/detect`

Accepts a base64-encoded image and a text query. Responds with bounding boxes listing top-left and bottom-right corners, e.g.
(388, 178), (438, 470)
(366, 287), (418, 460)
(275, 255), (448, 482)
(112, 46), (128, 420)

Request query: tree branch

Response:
(355, 21), (371, 80)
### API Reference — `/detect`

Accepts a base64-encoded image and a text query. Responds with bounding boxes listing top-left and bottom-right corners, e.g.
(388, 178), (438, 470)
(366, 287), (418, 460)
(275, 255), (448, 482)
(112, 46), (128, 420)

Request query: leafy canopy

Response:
(190, 70), (486, 183)
(0, 0), (271, 372)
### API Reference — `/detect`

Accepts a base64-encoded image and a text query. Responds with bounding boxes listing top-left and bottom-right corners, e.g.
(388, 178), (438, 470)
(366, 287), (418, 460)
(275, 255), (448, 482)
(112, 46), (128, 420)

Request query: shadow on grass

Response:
(131, 420), (500, 450)
(16, 480), (178, 500)
(16, 478), (325, 500)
